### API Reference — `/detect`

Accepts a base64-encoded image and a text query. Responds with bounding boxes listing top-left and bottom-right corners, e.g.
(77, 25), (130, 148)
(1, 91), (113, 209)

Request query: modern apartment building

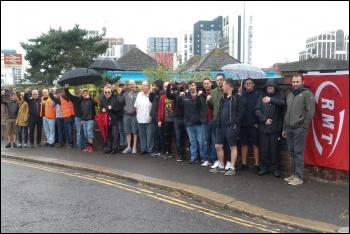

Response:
(174, 31), (193, 69)
(147, 37), (178, 53)
(299, 29), (349, 61)
(221, 14), (252, 64)
(193, 16), (223, 57)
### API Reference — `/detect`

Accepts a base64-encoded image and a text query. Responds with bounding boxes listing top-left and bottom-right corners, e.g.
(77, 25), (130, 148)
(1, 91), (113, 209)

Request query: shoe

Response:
(17, 143), (22, 148)
(5, 143), (11, 148)
(211, 161), (219, 169)
(139, 151), (148, 155)
(88, 147), (94, 153)
(103, 149), (112, 154)
(37, 143), (42, 147)
(118, 145), (126, 151)
(210, 166), (225, 173)
(44, 142), (50, 147)
(110, 149), (117, 154)
(225, 161), (232, 171)
(258, 168), (270, 176)
(284, 175), (295, 182)
(83, 146), (90, 151)
(163, 152), (172, 159)
(122, 147), (132, 153)
(288, 177), (303, 185)
(49, 144), (54, 147)
(253, 165), (261, 174)
(68, 144), (72, 149)
(150, 152), (160, 157)
(30, 144), (34, 148)
(176, 155), (183, 162)
(273, 169), (281, 178)
(12, 142), (17, 148)
(201, 161), (212, 166)
(189, 159), (199, 164)
(23, 143), (27, 148)
(237, 164), (249, 171)
(57, 143), (64, 148)
(225, 168), (236, 176)
(78, 146), (84, 150)
(132, 147), (137, 154)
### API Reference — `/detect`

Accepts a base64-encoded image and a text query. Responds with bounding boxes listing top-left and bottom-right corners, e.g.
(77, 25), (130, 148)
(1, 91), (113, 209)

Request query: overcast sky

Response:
(1, 1), (349, 68)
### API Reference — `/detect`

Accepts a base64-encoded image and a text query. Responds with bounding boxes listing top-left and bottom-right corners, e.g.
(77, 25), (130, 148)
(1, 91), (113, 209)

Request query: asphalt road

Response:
(1, 158), (309, 233)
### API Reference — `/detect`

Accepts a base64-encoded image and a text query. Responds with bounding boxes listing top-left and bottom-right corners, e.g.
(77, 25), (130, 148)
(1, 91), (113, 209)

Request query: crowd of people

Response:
(1, 72), (315, 185)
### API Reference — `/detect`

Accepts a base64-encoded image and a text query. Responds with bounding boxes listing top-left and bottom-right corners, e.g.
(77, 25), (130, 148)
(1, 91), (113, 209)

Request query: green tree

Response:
(20, 24), (108, 85)
(143, 64), (173, 84)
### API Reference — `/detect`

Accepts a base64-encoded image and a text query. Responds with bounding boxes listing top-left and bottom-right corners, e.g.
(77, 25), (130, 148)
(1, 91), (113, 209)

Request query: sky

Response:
(1, 1), (349, 68)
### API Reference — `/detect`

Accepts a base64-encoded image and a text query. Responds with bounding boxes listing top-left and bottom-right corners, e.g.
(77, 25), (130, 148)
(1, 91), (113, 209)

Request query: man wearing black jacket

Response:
(166, 80), (187, 161)
(254, 79), (286, 177)
(100, 85), (123, 154)
(24, 88), (43, 148)
(210, 78), (246, 175)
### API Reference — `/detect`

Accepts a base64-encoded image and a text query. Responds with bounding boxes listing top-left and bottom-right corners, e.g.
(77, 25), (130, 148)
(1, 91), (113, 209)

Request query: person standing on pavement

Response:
(199, 78), (214, 167)
(80, 89), (97, 153)
(210, 78), (246, 175)
(254, 78), (286, 178)
(65, 86), (88, 150)
(121, 80), (139, 154)
(166, 80), (187, 162)
(16, 92), (29, 148)
(41, 89), (56, 147)
(282, 72), (315, 185)
(206, 73), (231, 169)
(238, 78), (261, 174)
(53, 88), (66, 148)
(158, 81), (174, 159)
(149, 79), (166, 157)
(116, 80), (127, 150)
(1, 90), (19, 148)
(100, 85), (123, 154)
(24, 88), (43, 148)
(177, 80), (204, 164)
(49, 85), (75, 148)
(135, 81), (154, 155)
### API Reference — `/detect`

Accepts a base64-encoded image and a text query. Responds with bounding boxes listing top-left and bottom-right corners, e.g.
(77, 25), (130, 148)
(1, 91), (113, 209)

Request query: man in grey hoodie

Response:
(282, 73), (315, 186)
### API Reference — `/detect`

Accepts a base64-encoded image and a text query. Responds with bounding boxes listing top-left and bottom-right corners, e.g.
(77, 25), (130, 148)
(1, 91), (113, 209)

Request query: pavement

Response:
(1, 141), (349, 233)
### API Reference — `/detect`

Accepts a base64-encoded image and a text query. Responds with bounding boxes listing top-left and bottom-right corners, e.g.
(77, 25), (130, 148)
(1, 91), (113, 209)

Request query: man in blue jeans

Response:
(177, 80), (204, 164)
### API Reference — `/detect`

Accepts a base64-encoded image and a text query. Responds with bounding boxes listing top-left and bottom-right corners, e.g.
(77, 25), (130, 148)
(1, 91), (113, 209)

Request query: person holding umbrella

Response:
(100, 85), (123, 154)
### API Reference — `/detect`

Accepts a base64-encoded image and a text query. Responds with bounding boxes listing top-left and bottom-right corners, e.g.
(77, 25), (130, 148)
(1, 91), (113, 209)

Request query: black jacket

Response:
(1, 95), (19, 119)
(254, 79), (286, 134)
(241, 88), (260, 126)
(166, 84), (184, 119)
(81, 98), (97, 121)
(149, 89), (165, 118)
(100, 96), (122, 126)
(24, 93), (41, 116)
(177, 92), (202, 126)
(217, 91), (246, 128)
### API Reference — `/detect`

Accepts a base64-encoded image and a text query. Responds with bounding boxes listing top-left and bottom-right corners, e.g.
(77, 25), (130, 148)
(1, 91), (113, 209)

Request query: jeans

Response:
(56, 118), (66, 143)
(64, 120), (74, 145)
(29, 115), (43, 145)
(75, 117), (88, 148)
(152, 117), (165, 154)
(118, 118), (126, 145)
(138, 122), (154, 153)
(202, 122), (213, 162)
(173, 118), (185, 156)
(286, 127), (308, 179)
(43, 117), (56, 144)
(17, 126), (28, 144)
(186, 123), (204, 161)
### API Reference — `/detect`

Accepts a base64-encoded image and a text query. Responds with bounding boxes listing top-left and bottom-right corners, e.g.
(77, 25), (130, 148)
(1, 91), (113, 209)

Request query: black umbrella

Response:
(58, 68), (103, 86)
(88, 59), (125, 71)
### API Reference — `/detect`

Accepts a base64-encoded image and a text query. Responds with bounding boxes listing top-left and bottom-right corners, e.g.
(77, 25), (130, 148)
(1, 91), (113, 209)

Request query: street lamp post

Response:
(40, 68), (45, 84)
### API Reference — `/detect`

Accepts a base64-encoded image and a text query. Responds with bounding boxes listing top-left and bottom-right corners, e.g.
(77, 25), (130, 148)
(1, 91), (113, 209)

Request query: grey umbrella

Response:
(58, 68), (102, 86)
(88, 59), (125, 71)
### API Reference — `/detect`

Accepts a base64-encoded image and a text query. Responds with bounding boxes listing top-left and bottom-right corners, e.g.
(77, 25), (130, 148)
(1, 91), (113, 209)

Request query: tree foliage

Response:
(20, 24), (108, 85)
(143, 64), (173, 84)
